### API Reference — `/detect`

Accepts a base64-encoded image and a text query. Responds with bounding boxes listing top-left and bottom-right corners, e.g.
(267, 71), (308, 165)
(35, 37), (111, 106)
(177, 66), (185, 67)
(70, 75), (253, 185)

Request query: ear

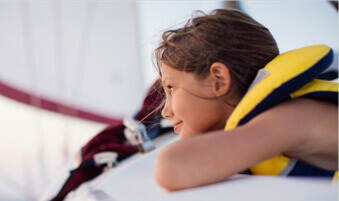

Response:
(209, 62), (231, 97)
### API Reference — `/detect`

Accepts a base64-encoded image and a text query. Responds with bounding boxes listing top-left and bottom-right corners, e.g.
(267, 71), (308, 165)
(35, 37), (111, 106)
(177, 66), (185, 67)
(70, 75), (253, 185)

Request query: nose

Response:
(161, 99), (173, 119)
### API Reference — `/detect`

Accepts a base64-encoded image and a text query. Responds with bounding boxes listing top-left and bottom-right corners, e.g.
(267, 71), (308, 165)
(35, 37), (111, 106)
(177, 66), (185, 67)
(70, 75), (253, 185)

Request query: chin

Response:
(179, 131), (196, 139)
(179, 134), (185, 140)
(178, 132), (187, 140)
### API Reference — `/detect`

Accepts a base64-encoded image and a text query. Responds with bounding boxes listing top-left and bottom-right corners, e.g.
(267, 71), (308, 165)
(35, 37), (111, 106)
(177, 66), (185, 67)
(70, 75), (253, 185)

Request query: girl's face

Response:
(161, 64), (231, 139)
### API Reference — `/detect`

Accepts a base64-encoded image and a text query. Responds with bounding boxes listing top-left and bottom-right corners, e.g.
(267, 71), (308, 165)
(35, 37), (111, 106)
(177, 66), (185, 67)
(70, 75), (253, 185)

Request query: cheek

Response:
(171, 92), (188, 116)
(172, 93), (213, 132)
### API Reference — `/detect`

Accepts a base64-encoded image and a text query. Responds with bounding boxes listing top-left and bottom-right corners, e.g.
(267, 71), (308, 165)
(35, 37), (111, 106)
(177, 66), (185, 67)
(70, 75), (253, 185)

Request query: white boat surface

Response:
(40, 133), (338, 201)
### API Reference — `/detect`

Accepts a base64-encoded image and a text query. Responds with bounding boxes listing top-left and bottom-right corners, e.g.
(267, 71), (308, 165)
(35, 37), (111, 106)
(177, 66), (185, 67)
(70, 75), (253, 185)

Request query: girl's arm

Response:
(155, 98), (338, 191)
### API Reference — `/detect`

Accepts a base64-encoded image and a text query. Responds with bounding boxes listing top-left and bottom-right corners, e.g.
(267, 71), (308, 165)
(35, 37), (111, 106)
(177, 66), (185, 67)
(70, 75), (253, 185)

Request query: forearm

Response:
(155, 130), (241, 191)
(155, 124), (299, 191)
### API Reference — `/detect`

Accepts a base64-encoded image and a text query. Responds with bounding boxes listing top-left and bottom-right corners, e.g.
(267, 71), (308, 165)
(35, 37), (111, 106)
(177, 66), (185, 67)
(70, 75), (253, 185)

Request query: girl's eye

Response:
(166, 85), (173, 94)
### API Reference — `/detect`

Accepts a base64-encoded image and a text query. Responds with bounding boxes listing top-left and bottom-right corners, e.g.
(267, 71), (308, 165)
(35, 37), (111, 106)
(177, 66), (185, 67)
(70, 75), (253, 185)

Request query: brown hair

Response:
(154, 9), (279, 99)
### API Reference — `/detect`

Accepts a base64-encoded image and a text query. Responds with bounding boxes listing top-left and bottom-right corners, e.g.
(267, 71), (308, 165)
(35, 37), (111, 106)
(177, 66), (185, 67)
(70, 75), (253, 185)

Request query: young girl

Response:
(153, 9), (338, 190)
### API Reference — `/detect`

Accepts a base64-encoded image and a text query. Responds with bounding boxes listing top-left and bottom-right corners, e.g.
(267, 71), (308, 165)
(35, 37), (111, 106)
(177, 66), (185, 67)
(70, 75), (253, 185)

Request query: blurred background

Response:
(0, 1), (337, 201)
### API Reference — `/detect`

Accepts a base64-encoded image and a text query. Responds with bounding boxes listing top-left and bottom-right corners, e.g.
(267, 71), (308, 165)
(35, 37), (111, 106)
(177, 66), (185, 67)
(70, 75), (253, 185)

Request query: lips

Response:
(173, 121), (183, 133)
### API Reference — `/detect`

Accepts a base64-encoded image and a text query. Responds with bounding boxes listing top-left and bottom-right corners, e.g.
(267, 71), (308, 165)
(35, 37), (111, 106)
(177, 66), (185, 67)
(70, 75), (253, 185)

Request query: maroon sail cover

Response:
(51, 79), (164, 201)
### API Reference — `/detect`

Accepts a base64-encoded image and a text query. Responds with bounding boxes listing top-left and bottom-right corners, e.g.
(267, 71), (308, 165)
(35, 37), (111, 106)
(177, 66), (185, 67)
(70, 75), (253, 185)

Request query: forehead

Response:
(162, 64), (179, 81)
(161, 64), (194, 84)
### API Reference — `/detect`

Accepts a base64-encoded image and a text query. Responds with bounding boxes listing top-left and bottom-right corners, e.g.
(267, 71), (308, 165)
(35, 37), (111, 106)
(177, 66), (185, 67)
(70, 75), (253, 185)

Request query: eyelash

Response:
(166, 85), (173, 94)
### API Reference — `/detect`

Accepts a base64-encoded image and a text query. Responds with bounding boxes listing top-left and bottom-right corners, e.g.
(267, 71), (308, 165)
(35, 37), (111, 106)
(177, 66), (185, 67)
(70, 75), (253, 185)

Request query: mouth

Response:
(173, 121), (183, 133)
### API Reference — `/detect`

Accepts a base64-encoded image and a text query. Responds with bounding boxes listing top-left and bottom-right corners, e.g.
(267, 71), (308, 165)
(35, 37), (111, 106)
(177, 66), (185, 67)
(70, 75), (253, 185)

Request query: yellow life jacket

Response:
(225, 45), (338, 179)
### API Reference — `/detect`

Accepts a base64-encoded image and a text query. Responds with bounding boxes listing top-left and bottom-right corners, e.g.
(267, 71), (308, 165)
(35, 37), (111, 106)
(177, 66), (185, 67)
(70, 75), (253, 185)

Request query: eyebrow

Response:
(163, 77), (175, 86)
(162, 77), (177, 87)
(162, 74), (179, 87)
